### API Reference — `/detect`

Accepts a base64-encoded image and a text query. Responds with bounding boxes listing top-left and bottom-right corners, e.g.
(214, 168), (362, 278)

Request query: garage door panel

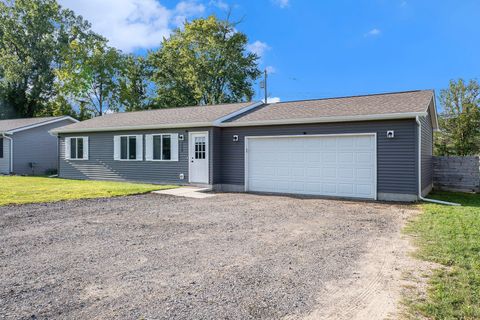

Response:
(356, 136), (374, 149)
(323, 183), (337, 194)
(322, 167), (337, 179)
(323, 137), (337, 150)
(247, 135), (376, 199)
(356, 152), (373, 163)
(323, 152), (337, 163)
(338, 183), (355, 194)
(338, 152), (354, 163)
(338, 167), (355, 179)
(357, 168), (373, 180)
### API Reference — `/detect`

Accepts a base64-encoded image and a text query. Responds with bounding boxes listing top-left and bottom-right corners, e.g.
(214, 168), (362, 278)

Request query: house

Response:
(51, 90), (438, 202)
(0, 116), (78, 175)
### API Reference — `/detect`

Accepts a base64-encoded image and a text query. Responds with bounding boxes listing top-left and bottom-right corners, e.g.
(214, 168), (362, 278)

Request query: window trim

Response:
(67, 136), (88, 161)
(147, 133), (177, 162)
(115, 135), (143, 161)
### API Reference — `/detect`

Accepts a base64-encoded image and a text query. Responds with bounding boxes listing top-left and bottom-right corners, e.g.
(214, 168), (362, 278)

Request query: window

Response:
(120, 136), (137, 160)
(152, 134), (171, 160)
(66, 137), (88, 160)
(146, 134), (178, 161)
(194, 136), (206, 159)
(0, 138), (3, 159)
(114, 135), (142, 161)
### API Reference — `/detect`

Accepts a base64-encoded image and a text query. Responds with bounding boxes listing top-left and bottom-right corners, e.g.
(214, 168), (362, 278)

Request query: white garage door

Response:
(246, 134), (376, 199)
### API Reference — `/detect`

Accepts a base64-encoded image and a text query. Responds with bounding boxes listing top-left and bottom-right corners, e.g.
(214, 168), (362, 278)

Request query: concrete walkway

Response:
(152, 186), (215, 199)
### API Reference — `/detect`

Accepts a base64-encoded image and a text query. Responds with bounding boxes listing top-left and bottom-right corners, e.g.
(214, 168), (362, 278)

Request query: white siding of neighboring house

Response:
(0, 137), (11, 174)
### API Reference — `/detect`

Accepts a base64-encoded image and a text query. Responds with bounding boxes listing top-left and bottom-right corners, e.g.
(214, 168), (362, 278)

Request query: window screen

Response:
(70, 138), (77, 159)
(162, 135), (171, 160)
(153, 135), (162, 160)
(0, 138), (3, 159)
(121, 136), (128, 159)
(128, 136), (137, 159)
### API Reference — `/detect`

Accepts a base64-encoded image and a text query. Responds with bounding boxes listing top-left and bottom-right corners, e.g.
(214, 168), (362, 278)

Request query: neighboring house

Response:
(51, 90), (438, 202)
(0, 116), (78, 175)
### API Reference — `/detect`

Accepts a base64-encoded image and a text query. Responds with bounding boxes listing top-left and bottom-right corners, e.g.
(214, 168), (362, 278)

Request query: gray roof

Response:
(52, 90), (435, 133)
(53, 102), (254, 133)
(226, 90), (434, 124)
(0, 116), (72, 133)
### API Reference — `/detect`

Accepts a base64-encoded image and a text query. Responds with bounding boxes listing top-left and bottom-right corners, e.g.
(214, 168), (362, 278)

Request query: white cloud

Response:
(58, 0), (205, 53)
(264, 97), (281, 103)
(209, 0), (229, 10)
(247, 41), (270, 57)
(172, 1), (206, 27)
(272, 0), (289, 8)
(364, 28), (381, 37)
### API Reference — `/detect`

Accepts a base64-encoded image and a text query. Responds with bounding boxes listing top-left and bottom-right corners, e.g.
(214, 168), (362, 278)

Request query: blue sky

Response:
(59, 0), (479, 105)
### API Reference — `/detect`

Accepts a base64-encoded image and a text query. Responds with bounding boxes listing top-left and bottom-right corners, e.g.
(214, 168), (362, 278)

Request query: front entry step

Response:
(152, 186), (215, 199)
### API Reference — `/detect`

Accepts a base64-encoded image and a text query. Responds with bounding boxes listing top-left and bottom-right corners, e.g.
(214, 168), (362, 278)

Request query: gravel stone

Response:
(0, 193), (410, 319)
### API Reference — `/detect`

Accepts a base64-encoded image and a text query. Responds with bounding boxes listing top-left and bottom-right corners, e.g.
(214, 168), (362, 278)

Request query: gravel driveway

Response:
(0, 193), (417, 319)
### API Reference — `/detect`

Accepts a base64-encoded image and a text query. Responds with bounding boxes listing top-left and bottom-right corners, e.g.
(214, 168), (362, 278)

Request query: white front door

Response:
(189, 132), (209, 184)
(246, 134), (376, 199)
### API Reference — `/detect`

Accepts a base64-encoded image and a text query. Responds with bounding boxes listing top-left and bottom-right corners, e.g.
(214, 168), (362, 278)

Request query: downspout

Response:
(1, 133), (14, 174)
(416, 116), (460, 206)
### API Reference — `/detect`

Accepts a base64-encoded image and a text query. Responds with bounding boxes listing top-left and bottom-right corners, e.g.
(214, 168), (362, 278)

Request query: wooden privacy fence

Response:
(433, 156), (480, 193)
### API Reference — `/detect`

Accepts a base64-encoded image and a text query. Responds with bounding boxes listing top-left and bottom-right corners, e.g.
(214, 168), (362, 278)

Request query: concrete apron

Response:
(152, 187), (215, 199)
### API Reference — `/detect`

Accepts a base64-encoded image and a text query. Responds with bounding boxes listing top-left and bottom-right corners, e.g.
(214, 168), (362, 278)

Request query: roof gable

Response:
(0, 116), (77, 134)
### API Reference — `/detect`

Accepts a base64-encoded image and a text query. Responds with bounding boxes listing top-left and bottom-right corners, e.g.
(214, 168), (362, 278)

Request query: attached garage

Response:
(245, 134), (376, 199)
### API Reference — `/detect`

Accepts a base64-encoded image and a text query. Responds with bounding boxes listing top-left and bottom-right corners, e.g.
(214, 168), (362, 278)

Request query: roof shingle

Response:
(226, 90), (434, 124)
(0, 116), (67, 133)
(53, 102), (253, 133)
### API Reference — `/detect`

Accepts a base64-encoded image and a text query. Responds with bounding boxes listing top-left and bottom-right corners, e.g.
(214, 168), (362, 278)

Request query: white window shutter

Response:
(136, 135), (143, 161)
(113, 136), (121, 160)
(171, 133), (179, 161)
(65, 137), (71, 160)
(83, 137), (89, 160)
(145, 134), (153, 161)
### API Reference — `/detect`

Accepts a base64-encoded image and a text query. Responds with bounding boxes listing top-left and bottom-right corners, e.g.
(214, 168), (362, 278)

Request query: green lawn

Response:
(405, 191), (480, 319)
(0, 176), (176, 206)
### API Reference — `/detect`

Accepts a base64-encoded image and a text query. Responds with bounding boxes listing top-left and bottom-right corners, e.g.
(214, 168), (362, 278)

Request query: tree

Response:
(0, 0), (93, 117)
(435, 79), (480, 156)
(149, 16), (261, 108)
(56, 37), (123, 117)
(119, 55), (153, 111)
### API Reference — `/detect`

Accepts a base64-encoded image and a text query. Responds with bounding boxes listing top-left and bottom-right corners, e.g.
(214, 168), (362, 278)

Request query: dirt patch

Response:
(0, 193), (419, 319)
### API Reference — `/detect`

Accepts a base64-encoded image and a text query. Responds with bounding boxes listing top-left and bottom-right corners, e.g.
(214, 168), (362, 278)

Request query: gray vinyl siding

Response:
(58, 127), (213, 184)
(11, 119), (75, 175)
(420, 104), (434, 191)
(0, 138), (10, 174)
(218, 119), (419, 195)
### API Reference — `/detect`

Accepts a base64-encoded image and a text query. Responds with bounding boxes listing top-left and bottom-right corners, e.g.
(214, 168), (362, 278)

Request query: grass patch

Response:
(404, 191), (480, 319)
(0, 175), (176, 206)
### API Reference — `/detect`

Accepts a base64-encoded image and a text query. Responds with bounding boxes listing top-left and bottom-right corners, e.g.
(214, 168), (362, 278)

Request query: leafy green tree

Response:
(56, 37), (123, 116)
(0, 0), (93, 117)
(119, 55), (153, 111)
(149, 16), (261, 108)
(435, 79), (480, 156)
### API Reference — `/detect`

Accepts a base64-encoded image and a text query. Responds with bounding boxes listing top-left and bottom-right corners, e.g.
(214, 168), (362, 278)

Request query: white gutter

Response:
(1, 133), (14, 173)
(51, 121), (214, 135)
(416, 116), (460, 206)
